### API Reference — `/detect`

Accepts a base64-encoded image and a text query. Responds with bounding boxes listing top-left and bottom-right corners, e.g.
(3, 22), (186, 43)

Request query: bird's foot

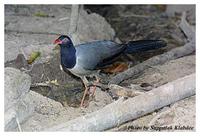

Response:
(80, 86), (96, 108)
(80, 100), (90, 108)
(89, 77), (100, 98)
(80, 76), (101, 107)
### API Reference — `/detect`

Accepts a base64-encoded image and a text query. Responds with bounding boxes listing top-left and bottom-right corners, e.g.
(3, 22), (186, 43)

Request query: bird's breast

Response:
(67, 57), (94, 77)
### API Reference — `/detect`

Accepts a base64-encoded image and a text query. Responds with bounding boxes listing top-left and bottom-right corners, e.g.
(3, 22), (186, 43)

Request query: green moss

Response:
(27, 51), (41, 64)
(34, 12), (49, 17)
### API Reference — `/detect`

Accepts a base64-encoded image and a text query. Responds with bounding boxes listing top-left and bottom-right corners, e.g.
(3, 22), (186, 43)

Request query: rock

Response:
(4, 67), (34, 131)
(87, 88), (113, 112)
(19, 90), (69, 131)
(166, 5), (195, 16)
(130, 55), (195, 87)
(5, 5), (71, 18)
(28, 90), (63, 116)
(4, 32), (57, 62)
(5, 6), (116, 63)
(70, 9), (116, 45)
(4, 5), (71, 62)
(5, 5), (71, 34)
(22, 43), (55, 64)
(5, 54), (29, 70)
(5, 67), (31, 110)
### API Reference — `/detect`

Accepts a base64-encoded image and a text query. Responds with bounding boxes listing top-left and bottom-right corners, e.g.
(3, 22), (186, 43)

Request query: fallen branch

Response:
(109, 12), (195, 85)
(45, 73), (195, 131)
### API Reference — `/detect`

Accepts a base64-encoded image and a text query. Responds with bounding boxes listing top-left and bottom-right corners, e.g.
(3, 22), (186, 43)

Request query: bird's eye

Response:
(62, 38), (69, 43)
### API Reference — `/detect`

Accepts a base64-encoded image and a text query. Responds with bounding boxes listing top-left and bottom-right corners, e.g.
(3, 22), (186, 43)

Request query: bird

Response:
(53, 35), (166, 107)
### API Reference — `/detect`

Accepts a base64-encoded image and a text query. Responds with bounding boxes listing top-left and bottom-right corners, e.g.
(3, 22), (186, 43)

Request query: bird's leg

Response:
(80, 76), (89, 107)
(90, 75), (100, 98)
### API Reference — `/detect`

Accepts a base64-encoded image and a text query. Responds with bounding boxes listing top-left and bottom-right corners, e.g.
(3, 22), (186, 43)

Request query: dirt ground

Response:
(4, 5), (195, 131)
(16, 54), (195, 131)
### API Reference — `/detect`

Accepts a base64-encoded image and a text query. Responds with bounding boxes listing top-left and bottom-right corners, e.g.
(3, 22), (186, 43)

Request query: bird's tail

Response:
(124, 40), (166, 54)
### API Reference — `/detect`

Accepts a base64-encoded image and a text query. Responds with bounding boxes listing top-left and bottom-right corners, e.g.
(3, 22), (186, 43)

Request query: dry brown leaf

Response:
(102, 62), (128, 74)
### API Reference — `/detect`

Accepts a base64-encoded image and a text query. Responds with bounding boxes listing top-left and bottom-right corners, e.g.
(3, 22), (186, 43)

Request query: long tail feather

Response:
(124, 40), (166, 54)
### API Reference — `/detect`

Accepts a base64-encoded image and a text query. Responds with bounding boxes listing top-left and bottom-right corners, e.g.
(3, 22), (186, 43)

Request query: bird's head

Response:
(54, 35), (73, 47)
(54, 35), (76, 69)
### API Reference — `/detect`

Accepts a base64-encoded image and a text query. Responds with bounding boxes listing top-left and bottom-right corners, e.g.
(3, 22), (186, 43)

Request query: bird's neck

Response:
(60, 44), (76, 69)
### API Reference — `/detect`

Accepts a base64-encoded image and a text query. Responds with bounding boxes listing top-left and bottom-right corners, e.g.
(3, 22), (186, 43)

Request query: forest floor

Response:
(5, 5), (195, 131)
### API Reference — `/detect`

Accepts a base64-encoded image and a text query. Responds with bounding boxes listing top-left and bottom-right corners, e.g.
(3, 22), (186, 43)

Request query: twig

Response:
(122, 14), (150, 18)
(30, 82), (51, 88)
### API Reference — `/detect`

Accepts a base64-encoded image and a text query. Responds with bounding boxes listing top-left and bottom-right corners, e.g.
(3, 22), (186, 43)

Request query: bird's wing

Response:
(75, 40), (126, 70)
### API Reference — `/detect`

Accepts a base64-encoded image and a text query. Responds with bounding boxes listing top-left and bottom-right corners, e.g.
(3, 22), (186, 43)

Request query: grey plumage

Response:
(68, 40), (125, 77)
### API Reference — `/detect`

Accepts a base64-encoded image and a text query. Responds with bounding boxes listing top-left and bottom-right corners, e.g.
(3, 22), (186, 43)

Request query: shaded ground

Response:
(85, 5), (187, 61)
(4, 5), (195, 131)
